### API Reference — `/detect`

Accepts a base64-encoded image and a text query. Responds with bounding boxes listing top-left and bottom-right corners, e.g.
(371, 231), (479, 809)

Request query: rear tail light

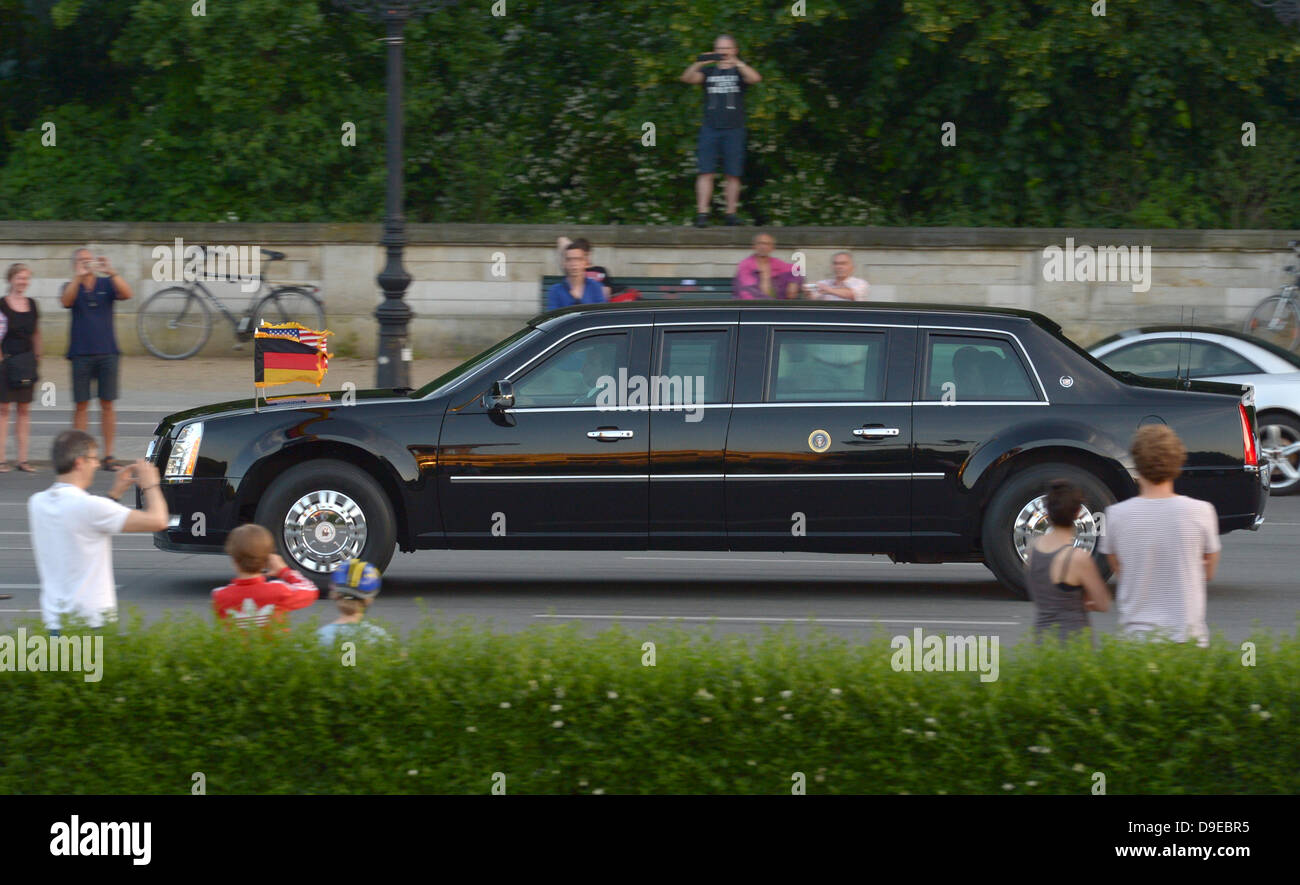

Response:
(1239, 402), (1259, 467)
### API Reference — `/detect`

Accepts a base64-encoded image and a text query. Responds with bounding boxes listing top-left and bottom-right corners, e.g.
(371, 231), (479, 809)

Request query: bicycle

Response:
(1243, 239), (1300, 352)
(137, 247), (326, 359)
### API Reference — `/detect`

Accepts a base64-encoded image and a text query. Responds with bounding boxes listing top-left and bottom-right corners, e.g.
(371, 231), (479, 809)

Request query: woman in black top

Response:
(1025, 480), (1111, 643)
(0, 263), (41, 472)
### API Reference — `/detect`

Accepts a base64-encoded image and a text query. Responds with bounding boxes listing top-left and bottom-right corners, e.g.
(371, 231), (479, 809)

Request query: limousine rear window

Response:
(923, 334), (1038, 401)
(411, 326), (539, 398)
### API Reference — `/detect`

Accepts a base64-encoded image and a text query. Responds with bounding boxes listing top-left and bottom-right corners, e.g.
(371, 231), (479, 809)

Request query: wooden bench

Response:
(540, 275), (734, 311)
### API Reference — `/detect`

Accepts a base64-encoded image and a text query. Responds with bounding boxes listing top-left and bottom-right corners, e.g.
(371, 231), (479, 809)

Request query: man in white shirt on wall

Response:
(28, 429), (171, 633)
(807, 251), (869, 301)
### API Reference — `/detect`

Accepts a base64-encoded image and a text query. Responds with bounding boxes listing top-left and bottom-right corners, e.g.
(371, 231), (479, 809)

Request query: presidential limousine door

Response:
(437, 324), (652, 548)
(723, 318), (915, 553)
(909, 326), (1049, 554)
(649, 311), (738, 549)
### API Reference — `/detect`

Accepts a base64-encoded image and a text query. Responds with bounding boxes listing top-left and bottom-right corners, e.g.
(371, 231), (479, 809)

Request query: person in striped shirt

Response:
(1098, 426), (1220, 647)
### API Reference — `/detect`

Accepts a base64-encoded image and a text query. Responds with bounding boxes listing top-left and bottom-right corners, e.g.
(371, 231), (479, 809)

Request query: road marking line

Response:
(0, 547), (156, 552)
(621, 556), (898, 564)
(0, 532), (155, 541)
(532, 614), (1020, 625)
(0, 584), (121, 589)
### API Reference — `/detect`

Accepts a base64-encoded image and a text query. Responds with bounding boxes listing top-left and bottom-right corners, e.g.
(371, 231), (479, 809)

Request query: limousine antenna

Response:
(1176, 306), (1185, 388)
(1184, 308), (1197, 389)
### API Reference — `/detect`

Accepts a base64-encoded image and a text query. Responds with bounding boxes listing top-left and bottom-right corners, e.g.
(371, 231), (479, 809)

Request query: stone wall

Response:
(1, 222), (1295, 359)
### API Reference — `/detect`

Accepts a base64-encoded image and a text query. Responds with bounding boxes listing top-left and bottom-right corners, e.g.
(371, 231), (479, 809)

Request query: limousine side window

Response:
(661, 330), (730, 403)
(766, 330), (887, 402)
(924, 334), (1038, 402)
(512, 333), (630, 408)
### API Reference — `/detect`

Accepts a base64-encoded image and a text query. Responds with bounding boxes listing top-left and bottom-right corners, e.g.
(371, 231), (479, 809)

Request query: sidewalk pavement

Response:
(101, 354), (462, 410)
(1, 355), (462, 467)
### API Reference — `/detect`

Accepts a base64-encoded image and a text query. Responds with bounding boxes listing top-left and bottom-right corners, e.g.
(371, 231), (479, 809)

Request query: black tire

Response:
(981, 463), (1116, 599)
(253, 287), (326, 332)
(254, 459), (396, 579)
(137, 286), (212, 359)
(1257, 411), (1300, 496)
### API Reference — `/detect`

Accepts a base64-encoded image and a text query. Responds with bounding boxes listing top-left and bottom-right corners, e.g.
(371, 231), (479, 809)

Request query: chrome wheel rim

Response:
(282, 489), (367, 572)
(1013, 495), (1100, 563)
(1260, 423), (1300, 492)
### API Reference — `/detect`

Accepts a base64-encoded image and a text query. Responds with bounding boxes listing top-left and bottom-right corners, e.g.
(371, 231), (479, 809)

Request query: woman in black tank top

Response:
(1025, 480), (1111, 643)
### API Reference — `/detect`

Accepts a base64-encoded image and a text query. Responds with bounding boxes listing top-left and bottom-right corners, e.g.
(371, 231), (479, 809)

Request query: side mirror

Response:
(484, 380), (515, 411)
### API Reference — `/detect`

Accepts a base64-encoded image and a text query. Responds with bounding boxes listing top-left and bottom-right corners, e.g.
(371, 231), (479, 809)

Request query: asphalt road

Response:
(1, 445), (1296, 646)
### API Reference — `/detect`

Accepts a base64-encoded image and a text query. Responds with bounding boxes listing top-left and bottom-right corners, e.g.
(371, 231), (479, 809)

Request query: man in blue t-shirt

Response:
(60, 248), (134, 472)
(546, 244), (606, 311)
(681, 35), (762, 228)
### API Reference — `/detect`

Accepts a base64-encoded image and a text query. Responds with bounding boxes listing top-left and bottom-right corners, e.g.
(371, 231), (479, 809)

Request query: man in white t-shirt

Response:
(807, 251), (869, 301)
(28, 430), (171, 632)
(1097, 425), (1220, 647)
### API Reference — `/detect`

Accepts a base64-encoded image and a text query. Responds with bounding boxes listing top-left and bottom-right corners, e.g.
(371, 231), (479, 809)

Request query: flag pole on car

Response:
(253, 321), (334, 411)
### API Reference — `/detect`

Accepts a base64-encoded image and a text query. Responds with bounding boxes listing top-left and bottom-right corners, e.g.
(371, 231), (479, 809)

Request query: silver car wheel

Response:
(1260, 423), (1300, 492)
(282, 489), (368, 573)
(1012, 495), (1100, 564)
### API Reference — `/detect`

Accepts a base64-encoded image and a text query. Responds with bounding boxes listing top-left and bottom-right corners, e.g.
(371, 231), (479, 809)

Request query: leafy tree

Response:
(0, 0), (1296, 227)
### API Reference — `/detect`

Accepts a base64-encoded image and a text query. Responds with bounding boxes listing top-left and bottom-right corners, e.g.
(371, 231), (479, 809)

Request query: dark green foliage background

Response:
(1, 614), (1295, 793)
(0, 0), (1296, 227)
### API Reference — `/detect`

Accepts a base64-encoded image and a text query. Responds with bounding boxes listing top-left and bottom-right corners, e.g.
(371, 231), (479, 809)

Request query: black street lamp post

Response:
(336, 0), (459, 389)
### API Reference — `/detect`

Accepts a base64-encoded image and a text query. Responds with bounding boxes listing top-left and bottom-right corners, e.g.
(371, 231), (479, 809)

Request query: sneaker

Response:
(101, 455), (120, 472)
(724, 214), (741, 226)
(694, 213), (709, 228)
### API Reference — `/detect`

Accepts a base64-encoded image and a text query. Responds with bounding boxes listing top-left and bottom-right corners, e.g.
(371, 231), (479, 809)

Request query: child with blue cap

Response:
(317, 558), (391, 647)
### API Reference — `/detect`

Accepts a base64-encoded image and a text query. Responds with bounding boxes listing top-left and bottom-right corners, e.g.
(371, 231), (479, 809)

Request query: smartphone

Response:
(698, 52), (723, 62)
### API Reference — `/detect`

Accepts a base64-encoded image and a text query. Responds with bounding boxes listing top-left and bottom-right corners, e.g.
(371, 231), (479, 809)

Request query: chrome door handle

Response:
(853, 427), (900, 437)
(588, 429), (634, 441)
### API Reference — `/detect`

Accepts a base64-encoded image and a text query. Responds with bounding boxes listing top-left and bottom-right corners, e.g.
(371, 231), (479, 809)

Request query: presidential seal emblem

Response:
(808, 429), (831, 453)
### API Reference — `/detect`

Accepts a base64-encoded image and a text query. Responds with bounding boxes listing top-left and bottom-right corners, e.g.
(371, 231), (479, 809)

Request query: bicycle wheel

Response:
(137, 287), (212, 359)
(1243, 293), (1300, 352)
(253, 287), (326, 333)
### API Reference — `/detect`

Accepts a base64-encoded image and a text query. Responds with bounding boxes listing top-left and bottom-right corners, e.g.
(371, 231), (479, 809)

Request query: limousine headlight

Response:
(165, 423), (203, 479)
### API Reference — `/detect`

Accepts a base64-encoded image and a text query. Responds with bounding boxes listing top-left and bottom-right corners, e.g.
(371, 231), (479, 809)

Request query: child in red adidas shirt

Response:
(212, 524), (319, 627)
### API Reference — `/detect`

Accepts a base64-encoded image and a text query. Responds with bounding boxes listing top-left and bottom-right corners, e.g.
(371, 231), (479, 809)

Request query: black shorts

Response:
(697, 125), (745, 177)
(71, 354), (119, 403)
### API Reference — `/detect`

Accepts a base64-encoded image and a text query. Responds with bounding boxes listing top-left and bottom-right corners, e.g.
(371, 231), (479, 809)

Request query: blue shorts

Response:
(71, 354), (120, 403)
(697, 125), (745, 177)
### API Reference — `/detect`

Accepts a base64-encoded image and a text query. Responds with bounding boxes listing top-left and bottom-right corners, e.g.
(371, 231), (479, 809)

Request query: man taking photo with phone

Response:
(681, 35), (761, 228)
(61, 248), (133, 472)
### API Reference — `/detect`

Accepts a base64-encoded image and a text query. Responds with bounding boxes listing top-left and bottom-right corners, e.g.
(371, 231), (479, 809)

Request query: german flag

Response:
(254, 322), (332, 388)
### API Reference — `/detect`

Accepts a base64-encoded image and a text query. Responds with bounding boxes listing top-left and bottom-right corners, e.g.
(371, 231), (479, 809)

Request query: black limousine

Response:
(146, 302), (1268, 597)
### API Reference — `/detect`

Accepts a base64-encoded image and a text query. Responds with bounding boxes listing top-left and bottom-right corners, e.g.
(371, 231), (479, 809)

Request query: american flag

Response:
(257, 322), (330, 353)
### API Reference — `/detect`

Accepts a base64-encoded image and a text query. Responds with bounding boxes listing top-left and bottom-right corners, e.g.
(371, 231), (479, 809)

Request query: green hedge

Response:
(1, 613), (1295, 794)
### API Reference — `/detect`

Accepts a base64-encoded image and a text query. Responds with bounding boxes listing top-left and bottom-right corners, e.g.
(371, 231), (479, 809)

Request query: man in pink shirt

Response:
(733, 233), (803, 299)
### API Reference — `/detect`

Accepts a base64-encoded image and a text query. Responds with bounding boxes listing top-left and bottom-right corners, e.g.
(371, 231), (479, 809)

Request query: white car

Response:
(1089, 327), (1300, 494)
